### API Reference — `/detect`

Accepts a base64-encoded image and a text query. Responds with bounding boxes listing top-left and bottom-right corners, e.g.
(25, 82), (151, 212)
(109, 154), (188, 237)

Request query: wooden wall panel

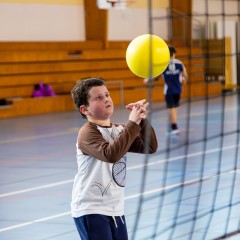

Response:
(84, 0), (108, 47)
(0, 41), (223, 119)
(170, 0), (192, 47)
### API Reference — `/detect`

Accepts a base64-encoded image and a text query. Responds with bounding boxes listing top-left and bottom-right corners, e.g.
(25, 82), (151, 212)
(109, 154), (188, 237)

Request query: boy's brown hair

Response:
(71, 77), (106, 118)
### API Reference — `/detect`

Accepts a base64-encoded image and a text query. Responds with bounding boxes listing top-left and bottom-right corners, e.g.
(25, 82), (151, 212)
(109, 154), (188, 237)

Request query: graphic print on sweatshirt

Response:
(112, 155), (126, 187)
(93, 124), (127, 195)
(91, 180), (113, 197)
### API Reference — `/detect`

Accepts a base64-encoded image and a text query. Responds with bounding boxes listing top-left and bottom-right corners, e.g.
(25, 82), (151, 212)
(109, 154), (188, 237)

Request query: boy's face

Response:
(81, 85), (114, 122)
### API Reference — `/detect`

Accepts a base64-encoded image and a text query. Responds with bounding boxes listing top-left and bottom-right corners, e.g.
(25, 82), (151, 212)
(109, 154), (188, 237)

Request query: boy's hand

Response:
(127, 99), (149, 125)
(126, 99), (148, 111)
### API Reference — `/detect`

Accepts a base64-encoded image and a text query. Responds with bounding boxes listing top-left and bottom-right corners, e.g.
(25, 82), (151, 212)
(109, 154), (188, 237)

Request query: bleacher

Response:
(0, 41), (222, 119)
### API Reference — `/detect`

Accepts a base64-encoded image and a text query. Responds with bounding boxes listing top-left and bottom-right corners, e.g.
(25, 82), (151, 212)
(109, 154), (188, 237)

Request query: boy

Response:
(71, 77), (158, 240)
(162, 45), (188, 134)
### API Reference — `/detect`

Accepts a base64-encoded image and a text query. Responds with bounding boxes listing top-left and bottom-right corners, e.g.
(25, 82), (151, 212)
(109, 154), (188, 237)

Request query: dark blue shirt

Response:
(162, 59), (184, 95)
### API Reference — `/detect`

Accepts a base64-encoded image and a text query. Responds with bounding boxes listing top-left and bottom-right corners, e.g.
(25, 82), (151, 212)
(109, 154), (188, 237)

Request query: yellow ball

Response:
(126, 34), (170, 78)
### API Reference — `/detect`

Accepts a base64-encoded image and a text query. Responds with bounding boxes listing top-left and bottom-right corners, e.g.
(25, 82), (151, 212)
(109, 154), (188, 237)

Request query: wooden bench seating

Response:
(0, 41), (103, 51)
(1, 95), (75, 118)
(0, 49), (127, 63)
(0, 41), (223, 119)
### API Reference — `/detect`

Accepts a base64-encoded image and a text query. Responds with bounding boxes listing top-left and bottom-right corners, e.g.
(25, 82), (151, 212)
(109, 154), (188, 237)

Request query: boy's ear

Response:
(79, 105), (88, 116)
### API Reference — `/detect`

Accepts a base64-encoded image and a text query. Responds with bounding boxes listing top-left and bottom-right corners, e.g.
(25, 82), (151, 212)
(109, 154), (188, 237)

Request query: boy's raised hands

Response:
(126, 99), (148, 111)
(126, 99), (149, 125)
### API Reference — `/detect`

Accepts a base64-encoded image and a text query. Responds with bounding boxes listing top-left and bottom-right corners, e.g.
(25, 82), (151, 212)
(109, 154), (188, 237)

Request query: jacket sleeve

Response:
(128, 119), (158, 154)
(78, 121), (142, 163)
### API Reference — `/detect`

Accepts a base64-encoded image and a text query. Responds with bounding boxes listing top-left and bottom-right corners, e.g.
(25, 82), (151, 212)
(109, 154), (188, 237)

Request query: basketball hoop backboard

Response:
(97, 0), (132, 10)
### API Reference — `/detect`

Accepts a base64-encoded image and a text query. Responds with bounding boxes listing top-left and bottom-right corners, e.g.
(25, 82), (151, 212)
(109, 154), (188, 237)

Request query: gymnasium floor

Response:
(0, 94), (239, 240)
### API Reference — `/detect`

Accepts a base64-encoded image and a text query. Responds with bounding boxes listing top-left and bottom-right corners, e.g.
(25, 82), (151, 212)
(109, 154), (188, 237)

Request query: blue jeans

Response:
(73, 214), (128, 240)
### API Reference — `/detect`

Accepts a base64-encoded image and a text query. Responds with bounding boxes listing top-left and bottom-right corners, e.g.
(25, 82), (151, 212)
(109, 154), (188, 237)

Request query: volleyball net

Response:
(130, 1), (240, 239)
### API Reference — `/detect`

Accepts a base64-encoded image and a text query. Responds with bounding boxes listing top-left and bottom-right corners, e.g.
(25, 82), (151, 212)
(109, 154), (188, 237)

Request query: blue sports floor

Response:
(0, 94), (239, 240)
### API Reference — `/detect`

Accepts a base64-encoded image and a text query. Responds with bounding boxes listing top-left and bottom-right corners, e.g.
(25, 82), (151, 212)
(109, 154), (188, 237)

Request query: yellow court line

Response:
(0, 0), (168, 8)
(0, 0), (83, 5)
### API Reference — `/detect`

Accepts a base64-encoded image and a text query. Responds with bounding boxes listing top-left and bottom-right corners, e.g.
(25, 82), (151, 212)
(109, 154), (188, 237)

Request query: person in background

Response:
(162, 45), (188, 134)
(144, 45), (188, 134)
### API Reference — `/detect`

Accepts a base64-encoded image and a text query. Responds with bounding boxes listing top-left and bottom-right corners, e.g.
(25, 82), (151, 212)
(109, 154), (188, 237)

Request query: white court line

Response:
(0, 130), (76, 144)
(0, 144), (239, 232)
(0, 180), (73, 198)
(0, 167), (239, 233)
(0, 106), (237, 145)
(128, 144), (240, 170)
(0, 144), (239, 199)
(125, 168), (240, 200)
(0, 212), (70, 233)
